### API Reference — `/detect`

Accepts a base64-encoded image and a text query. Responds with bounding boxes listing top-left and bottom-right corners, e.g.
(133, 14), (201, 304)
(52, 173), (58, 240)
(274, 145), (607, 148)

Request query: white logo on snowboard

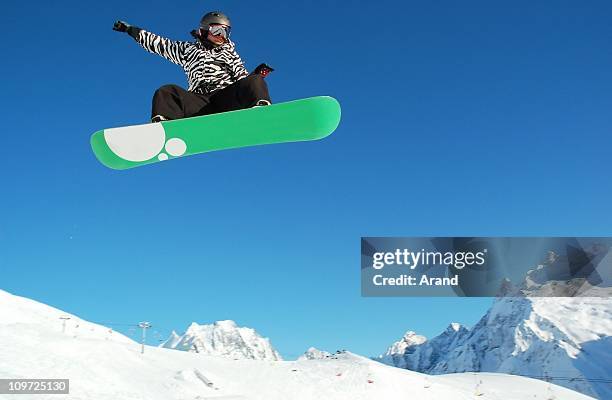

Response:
(104, 123), (187, 162)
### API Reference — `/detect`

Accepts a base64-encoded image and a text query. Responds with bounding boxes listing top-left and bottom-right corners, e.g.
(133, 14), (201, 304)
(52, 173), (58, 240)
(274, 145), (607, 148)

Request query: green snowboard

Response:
(91, 96), (341, 170)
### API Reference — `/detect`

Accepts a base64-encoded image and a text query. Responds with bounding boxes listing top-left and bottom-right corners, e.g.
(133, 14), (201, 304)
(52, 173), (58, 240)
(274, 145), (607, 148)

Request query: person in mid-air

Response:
(113, 11), (273, 123)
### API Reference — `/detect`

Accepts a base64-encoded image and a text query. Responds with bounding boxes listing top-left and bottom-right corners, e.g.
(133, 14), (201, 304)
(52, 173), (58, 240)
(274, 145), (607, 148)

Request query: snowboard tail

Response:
(90, 96), (341, 170)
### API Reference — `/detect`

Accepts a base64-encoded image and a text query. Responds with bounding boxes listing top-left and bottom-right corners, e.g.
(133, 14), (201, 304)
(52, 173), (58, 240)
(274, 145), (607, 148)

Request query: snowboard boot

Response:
(253, 99), (271, 108)
(151, 115), (169, 123)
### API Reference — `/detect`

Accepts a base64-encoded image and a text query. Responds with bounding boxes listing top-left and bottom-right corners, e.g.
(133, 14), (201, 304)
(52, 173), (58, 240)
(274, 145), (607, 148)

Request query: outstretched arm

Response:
(113, 20), (187, 66)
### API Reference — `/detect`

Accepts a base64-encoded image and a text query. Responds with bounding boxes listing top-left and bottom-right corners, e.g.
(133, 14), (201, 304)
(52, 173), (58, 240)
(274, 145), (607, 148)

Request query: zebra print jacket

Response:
(129, 28), (249, 95)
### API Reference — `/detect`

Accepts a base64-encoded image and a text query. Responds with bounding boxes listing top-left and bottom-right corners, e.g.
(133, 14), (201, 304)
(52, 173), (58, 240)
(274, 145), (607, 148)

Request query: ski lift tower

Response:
(59, 316), (71, 334)
(138, 321), (152, 354)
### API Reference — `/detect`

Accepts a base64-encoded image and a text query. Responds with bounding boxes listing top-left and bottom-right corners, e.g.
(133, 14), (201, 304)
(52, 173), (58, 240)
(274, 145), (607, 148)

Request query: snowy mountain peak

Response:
(379, 331), (427, 368)
(511, 244), (612, 297)
(400, 331), (427, 346)
(161, 320), (282, 361)
(379, 297), (612, 399)
(383, 331), (426, 356)
(162, 330), (182, 349)
(447, 323), (462, 332)
(214, 319), (238, 328)
(297, 347), (332, 361)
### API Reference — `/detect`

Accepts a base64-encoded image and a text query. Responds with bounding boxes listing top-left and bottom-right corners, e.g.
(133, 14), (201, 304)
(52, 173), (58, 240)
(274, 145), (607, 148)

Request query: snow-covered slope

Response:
(0, 289), (133, 343)
(160, 320), (282, 361)
(379, 297), (612, 399)
(0, 289), (596, 400)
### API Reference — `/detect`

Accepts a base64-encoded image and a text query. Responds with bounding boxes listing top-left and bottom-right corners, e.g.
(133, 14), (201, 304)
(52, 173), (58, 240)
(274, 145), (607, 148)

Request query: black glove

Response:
(252, 63), (274, 78)
(113, 20), (141, 40)
(113, 20), (130, 32)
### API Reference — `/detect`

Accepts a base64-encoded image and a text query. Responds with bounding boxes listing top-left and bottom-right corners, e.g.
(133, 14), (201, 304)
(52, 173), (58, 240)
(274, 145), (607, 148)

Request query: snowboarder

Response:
(113, 11), (272, 123)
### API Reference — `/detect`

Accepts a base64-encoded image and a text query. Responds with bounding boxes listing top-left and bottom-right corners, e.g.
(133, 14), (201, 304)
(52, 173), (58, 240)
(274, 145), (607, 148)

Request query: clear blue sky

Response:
(1, 0), (611, 359)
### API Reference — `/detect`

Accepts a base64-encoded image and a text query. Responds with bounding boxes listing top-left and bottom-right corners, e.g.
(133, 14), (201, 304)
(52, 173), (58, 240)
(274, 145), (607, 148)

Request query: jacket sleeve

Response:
(230, 50), (249, 80)
(130, 28), (187, 66)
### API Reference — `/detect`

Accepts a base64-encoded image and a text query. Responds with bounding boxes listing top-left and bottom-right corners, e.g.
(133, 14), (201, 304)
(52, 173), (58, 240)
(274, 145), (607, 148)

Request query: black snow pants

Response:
(151, 74), (271, 121)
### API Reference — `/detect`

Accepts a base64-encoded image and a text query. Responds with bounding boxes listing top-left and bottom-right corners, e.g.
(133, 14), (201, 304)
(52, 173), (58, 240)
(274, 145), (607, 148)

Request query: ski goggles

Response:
(204, 24), (231, 39)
